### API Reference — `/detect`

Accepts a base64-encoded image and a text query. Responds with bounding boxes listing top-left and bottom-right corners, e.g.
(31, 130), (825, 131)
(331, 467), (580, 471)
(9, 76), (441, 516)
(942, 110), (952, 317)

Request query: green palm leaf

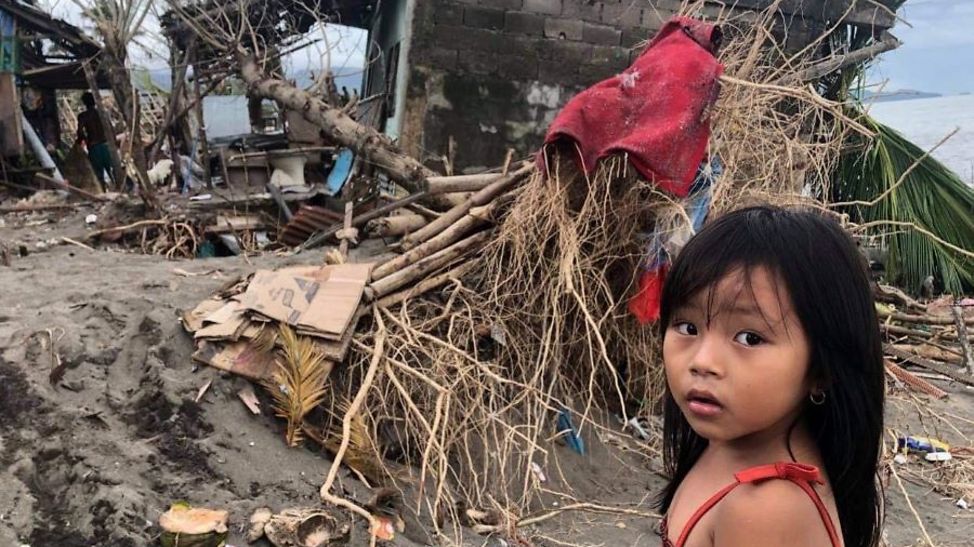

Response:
(833, 112), (974, 294)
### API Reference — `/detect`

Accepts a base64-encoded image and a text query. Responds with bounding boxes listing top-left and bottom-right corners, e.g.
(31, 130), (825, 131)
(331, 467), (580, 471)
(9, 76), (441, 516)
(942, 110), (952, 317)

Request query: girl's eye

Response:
(673, 322), (697, 336)
(734, 331), (764, 347)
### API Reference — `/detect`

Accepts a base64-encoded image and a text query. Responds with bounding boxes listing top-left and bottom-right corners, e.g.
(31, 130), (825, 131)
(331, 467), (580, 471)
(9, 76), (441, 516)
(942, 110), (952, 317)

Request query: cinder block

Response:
(480, 0), (524, 9)
(505, 11), (545, 35)
(464, 6), (506, 30)
(459, 50), (499, 75)
(539, 39), (593, 64)
(544, 18), (584, 40)
(590, 44), (630, 69)
(523, 0), (562, 16)
(562, 0), (601, 22)
(426, 48), (460, 71)
(497, 54), (540, 81)
(434, 3), (464, 25)
(601, 2), (641, 27)
(621, 27), (649, 48)
(582, 21), (621, 45)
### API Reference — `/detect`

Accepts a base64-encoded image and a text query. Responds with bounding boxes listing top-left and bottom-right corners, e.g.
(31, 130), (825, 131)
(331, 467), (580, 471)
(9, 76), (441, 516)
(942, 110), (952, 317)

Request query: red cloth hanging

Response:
(541, 17), (724, 198)
(628, 264), (669, 324)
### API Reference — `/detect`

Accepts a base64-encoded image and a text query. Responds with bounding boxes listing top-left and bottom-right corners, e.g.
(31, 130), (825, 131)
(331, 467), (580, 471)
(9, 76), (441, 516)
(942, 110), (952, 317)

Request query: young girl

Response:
(657, 206), (884, 547)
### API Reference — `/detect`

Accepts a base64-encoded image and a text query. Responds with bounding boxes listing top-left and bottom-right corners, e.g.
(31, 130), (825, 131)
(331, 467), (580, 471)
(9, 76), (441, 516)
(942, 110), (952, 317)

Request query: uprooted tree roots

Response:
(315, 155), (669, 536)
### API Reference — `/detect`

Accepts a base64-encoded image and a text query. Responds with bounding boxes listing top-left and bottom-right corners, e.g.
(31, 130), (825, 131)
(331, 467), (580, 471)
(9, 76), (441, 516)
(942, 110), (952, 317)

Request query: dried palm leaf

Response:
(264, 324), (332, 447)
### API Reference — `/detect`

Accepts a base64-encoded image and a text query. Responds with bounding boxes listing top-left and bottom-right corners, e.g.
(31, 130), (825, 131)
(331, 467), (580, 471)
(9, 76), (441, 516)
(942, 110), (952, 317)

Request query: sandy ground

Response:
(2, 205), (973, 546)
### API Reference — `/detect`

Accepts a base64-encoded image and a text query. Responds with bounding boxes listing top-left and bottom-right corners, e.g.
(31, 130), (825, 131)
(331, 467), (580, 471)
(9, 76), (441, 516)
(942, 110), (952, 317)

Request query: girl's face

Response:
(662, 266), (813, 446)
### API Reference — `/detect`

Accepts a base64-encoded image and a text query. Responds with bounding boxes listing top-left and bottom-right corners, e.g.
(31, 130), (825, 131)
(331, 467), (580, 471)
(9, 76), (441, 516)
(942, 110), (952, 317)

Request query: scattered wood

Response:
(299, 191), (429, 251)
(885, 360), (948, 399)
(61, 237), (96, 251)
(365, 214), (428, 238)
(34, 173), (108, 202)
(877, 306), (974, 327)
(338, 201), (354, 259)
(884, 344), (974, 387)
(426, 173), (504, 194)
(372, 203), (494, 280)
(195, 378), (213, 403)
(0, 203), (86, 213)
(952, 305), (974, 376)
(237, 52), (433, 193)
(400, 163), (533, 250)
(367, 230), (492, 300)
(238, 385), (261, 415)
(376, 261), (477, 310)
(875, 283), (927, 312)
(84, 219), (169, 242)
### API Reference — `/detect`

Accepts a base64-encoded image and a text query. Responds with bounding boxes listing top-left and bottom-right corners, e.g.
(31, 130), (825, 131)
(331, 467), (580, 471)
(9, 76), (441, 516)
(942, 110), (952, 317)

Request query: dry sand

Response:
(1, 207), (972, 546)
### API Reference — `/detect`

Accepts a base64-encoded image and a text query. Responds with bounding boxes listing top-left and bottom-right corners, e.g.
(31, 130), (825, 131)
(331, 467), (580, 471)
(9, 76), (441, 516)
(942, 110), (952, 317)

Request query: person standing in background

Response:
(76, 91), (115, 188)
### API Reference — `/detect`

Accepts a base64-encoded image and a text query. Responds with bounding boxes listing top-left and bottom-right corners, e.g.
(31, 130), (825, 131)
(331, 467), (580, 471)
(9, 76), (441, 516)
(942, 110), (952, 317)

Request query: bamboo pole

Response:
(365, 214), (428, 238)
(367, 230), (492, 300)
(401, 163), (533, 250)
(372, 203), (494, 280)
(376, 261), (477, 309)
(426, 173), (503, 194)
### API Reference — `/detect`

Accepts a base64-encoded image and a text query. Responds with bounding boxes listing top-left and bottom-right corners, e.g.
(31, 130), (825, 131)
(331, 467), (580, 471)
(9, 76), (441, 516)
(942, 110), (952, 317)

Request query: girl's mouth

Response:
(686, 389), (724, 417)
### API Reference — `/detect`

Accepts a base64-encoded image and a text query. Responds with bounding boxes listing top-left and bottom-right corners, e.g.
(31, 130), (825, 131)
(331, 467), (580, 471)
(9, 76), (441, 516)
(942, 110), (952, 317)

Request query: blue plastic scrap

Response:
(557, 407), (586, 455)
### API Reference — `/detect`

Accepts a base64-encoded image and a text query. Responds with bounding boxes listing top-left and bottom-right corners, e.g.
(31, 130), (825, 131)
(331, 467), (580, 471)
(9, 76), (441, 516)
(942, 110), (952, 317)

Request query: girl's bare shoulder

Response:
(712, 480), (837, 546)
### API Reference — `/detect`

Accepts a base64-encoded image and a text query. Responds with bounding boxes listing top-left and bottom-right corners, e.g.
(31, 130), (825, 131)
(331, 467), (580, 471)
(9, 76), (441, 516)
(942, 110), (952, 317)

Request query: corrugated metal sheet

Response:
(278, 204), (344, 247)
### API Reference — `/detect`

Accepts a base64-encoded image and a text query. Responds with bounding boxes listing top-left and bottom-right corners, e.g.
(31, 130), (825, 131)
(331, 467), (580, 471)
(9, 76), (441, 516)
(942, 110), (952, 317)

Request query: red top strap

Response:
(669, 462), (841, 547)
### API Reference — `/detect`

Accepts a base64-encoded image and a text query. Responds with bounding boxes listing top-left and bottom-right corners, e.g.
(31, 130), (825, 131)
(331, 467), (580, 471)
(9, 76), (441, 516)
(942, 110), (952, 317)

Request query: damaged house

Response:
(0, 0), (104, 169)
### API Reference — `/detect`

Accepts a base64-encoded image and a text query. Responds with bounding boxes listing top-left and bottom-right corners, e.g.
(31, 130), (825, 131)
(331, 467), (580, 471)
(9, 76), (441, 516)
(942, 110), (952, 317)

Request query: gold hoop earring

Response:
(810, 391), (826, 405)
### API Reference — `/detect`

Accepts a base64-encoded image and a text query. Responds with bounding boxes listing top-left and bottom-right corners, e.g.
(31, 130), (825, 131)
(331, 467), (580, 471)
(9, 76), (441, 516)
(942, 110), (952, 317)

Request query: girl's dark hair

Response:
(656, 206), (884, 547)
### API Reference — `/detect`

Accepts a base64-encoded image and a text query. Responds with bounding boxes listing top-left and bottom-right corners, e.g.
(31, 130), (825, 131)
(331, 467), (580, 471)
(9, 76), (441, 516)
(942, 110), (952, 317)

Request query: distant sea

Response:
(868, 94), (974, 185)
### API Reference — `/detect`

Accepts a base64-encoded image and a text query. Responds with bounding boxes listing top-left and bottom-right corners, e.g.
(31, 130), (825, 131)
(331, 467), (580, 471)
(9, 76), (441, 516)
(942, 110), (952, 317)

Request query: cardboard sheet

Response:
(239, 263), (372, 338)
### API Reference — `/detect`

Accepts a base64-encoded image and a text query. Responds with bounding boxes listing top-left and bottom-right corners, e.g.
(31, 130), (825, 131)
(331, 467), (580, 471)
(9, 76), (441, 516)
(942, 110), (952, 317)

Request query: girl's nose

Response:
(689, 338), (723, 377)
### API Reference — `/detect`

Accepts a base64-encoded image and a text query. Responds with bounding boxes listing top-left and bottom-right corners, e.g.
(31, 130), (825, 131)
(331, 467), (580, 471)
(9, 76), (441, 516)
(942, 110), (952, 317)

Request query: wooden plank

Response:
(0, 72), (23, 156)
(884, 344), (974, 387)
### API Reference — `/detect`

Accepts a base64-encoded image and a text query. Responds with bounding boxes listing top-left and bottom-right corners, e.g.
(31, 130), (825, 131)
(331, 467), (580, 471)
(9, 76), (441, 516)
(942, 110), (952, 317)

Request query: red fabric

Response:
(660, 462), (841, 547)
(629, 265), (668, 324)
(541, 17), (723, 197)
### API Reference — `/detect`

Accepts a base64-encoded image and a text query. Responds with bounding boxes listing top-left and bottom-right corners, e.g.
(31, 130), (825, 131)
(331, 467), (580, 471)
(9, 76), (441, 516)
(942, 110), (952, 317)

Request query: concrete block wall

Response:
(396, 0), (881, 172)
(401, 1), (687, 171)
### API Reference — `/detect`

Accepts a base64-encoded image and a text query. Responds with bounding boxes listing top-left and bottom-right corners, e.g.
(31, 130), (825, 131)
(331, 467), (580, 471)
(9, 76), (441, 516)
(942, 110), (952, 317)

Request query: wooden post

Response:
(152, 39), (196, 163)
(339, 200), (354, 259)
(952, 305), (974, 376)
(82, 61), (126, 192)
(190, 50), (212, 189)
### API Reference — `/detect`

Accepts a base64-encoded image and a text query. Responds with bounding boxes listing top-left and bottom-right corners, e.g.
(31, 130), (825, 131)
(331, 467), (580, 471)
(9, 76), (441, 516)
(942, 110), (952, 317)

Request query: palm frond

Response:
(263, 324), (332, 447)
(833, 112), (974, 294)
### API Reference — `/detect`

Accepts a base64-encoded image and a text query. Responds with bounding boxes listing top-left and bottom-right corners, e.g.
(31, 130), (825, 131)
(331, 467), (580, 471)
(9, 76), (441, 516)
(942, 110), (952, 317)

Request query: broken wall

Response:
(396, 0), (894, 173)
(402, 0), (669, 172)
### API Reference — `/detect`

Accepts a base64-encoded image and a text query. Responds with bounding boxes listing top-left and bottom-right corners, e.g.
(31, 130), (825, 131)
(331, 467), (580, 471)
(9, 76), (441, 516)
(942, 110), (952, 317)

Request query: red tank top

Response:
(660, 462), (841, 547)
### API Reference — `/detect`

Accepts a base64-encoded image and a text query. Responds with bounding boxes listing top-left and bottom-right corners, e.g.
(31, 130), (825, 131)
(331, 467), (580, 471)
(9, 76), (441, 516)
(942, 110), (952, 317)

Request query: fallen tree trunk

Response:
(236, 50), (433, 193)
(365, 214), (428, 238)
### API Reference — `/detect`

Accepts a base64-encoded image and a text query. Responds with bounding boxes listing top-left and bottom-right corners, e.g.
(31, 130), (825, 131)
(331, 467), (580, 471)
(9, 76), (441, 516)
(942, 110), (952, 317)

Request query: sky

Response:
(40, 0), (368, 77)
(869, 0), (974, 94)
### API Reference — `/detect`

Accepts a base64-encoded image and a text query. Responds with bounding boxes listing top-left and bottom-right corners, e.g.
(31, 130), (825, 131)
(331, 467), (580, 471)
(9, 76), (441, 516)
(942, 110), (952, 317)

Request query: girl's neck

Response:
(703, 419), (822, 470)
